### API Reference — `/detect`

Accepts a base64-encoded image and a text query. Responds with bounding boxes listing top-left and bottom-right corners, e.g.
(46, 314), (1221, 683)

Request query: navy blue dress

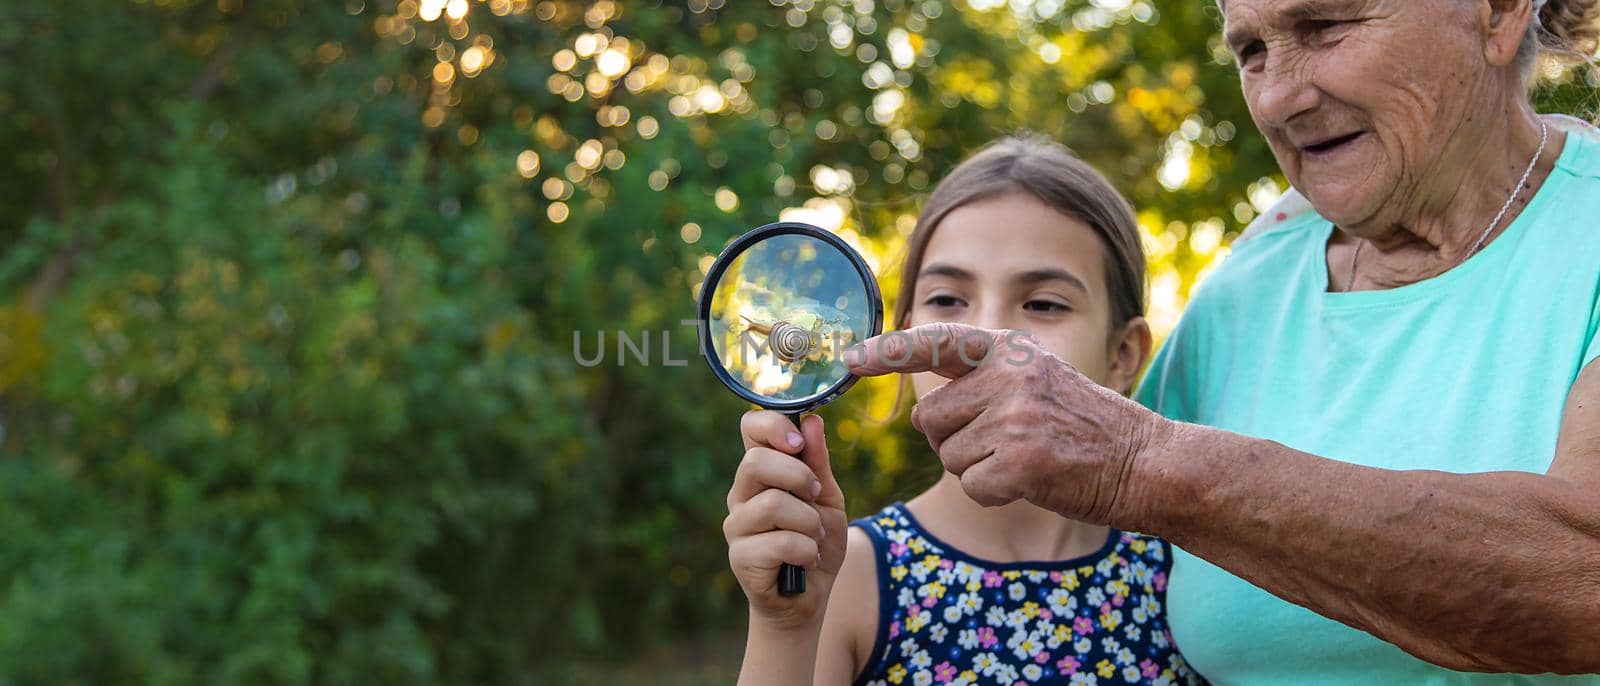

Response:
(849, 503), (1204, 686)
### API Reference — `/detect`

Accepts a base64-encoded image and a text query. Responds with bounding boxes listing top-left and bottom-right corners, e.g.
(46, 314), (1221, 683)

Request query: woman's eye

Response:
(925, 295), (965, 309)
(1306, 19), (1353, 41)
(1237, 42), (1266, 70)
(1023, 299), (1069, 314)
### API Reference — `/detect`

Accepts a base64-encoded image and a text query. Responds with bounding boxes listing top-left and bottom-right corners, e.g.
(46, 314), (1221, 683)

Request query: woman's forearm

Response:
(1125, 421), (1600, 674)
(738, 616), (823, 686)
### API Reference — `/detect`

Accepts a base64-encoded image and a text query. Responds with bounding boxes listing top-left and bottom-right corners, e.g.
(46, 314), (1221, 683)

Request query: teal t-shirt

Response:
(1134, 129), (1600, 684)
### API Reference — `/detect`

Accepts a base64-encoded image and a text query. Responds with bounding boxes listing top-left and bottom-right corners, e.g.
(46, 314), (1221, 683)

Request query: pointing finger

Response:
(846, 323), (1001, 378)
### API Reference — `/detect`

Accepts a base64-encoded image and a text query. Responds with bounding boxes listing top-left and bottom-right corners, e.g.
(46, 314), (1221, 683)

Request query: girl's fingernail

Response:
(820, 525), (827, 539)
(787, 432), (803, 449)
(810, 481), (822, 498)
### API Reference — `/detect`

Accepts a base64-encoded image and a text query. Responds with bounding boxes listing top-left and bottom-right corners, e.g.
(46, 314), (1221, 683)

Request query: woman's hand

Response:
(723, 410), (849, 633)
(847, 323), (1169, 526)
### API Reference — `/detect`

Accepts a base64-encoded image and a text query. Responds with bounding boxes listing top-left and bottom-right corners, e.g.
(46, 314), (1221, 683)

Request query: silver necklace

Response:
(1345, 117), (1548, 291)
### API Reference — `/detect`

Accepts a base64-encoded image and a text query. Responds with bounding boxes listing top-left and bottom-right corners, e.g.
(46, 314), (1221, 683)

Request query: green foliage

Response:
(0, 0), (1592, 683)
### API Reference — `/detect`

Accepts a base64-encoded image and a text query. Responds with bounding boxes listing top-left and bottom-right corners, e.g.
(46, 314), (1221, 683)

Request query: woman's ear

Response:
(1481, 0), (1537, 67)
(1106, 316), (1153, 396)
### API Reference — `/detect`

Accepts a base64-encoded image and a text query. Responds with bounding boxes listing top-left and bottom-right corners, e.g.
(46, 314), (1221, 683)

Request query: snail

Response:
(739, 308), (853, 366)
(741, 316), (821, 363)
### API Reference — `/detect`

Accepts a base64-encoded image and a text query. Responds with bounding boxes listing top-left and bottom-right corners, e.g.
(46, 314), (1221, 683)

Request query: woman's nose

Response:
(1251, 54), (1320, 129)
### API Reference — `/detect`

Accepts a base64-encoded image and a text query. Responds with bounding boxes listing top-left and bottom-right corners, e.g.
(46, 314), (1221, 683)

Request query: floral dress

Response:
(850, 503), (1204, 686)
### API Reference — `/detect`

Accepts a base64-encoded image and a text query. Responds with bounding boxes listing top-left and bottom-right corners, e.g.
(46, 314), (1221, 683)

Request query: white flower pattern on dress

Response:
(853, 504), (1204, 686)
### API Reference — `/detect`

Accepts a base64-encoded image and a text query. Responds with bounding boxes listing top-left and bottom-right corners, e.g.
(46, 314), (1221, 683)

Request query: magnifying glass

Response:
(697, 221), (884, 596)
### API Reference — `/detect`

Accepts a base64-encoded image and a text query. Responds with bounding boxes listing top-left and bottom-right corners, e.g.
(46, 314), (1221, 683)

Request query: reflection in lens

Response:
(707, 233), (873, 404)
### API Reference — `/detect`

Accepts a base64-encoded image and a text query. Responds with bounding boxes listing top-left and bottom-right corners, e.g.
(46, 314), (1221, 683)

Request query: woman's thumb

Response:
(799, 414), (841, 502)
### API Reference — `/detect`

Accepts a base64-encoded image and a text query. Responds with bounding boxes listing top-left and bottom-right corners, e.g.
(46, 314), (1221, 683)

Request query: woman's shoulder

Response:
(1219, 199), (1326, 275)
(1507, 123), (1600, 262)
(1167, 207), (1325, 331)
(1233, 185), (1319, 246)
(1550, 114), (1600, 178)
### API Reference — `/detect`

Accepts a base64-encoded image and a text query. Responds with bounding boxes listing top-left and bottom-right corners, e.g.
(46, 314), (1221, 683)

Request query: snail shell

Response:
(768, 320), (818, 362)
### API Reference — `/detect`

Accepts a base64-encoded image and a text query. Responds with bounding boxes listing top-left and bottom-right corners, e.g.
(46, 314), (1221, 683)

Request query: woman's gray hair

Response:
(1519, 0), (1600, 85)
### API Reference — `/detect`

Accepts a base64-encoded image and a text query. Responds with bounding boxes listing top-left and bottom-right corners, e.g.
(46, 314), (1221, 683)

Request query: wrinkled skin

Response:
(1222, 0), (1561, 289)
(848, 0), (1600, 674)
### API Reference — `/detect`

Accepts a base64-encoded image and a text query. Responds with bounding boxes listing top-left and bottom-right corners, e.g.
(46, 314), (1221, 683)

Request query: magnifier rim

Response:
(696, 221), (885, 413)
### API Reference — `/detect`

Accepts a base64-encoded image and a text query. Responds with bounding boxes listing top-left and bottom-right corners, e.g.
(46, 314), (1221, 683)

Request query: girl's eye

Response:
(925, 295), (966, 309)
(1024, 299), (1070, 314)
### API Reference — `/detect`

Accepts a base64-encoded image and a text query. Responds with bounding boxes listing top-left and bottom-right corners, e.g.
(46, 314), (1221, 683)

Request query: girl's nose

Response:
(972, 304), (1015, 332)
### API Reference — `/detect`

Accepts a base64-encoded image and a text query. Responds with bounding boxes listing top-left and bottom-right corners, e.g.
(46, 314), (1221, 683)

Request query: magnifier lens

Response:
(707, 233), (873, 405)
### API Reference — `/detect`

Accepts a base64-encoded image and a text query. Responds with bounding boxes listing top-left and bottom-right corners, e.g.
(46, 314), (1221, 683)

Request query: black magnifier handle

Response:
(778, 411), (807, 596)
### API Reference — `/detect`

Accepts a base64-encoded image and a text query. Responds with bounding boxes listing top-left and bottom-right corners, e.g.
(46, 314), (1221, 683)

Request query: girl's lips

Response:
(1302, 132), (1366, 157)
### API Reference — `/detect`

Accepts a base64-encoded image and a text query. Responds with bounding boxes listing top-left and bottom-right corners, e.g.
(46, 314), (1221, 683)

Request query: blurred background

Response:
(0, 1), (1593, 683)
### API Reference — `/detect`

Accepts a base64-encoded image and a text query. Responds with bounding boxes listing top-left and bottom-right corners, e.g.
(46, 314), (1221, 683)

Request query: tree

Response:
(0, 1), (1591, 682)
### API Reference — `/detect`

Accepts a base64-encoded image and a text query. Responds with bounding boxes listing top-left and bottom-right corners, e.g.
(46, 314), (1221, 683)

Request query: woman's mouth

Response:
(1302, 132), (1365, 157)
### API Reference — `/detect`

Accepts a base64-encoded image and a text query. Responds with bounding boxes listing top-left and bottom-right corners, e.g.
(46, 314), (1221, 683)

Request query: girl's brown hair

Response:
(893, 133), (1147, 333)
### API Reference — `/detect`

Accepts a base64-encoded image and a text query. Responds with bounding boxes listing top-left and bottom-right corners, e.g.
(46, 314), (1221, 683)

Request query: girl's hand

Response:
(723, 410), (849, 632)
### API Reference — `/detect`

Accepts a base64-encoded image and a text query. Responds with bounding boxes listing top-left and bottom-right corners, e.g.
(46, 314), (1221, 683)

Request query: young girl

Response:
(723, 135), (1204, 686)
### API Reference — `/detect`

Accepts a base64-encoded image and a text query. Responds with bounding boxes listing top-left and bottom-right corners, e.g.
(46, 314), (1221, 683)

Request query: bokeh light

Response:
(46, 0), (1600, 681)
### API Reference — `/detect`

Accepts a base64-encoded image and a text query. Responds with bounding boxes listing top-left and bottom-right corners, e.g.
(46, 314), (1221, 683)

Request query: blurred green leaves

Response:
(1, 0), (1593, 683)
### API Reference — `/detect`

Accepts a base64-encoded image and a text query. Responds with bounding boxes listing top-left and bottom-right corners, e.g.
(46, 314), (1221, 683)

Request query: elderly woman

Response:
(848, 0), (1600, 682)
